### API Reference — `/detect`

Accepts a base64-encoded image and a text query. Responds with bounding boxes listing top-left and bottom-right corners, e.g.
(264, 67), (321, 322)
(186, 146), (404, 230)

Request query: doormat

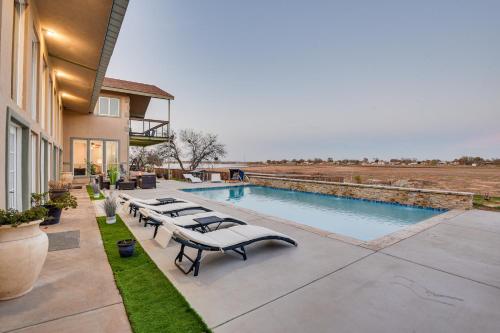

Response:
(47, 230), (80, 251)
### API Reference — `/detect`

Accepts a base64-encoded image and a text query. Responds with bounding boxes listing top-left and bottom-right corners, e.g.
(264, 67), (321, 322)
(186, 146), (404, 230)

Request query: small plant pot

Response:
(106, 215), (116, 224)
(117, 239), (136, 258)
(109, 185), (116, 191)
(41, 206), (62, 225)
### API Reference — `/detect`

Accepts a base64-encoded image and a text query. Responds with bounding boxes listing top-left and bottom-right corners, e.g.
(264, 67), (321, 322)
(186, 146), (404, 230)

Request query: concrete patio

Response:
(108, 180), (500, 332)
(0, 189), (131, 333)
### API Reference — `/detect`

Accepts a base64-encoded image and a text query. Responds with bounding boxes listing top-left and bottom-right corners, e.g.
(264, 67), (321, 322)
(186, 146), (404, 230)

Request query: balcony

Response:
(129, 117), (172, 146)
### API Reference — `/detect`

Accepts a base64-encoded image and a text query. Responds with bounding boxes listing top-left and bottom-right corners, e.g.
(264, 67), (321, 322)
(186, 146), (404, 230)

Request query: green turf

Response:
(86, 185), (105, 200)
(96, 215), (210, 333)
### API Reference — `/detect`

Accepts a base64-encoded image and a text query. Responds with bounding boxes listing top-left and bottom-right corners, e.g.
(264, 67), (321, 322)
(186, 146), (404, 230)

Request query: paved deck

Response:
(0, 189), (131, 333)
(114, 180), (500, 333)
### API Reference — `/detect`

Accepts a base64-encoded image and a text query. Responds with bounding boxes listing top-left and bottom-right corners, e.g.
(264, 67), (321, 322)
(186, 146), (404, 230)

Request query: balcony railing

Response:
(129, 117), (171, 146)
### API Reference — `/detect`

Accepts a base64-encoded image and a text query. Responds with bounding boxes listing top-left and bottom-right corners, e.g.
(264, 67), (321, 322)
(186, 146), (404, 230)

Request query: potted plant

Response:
(33, 192), (78, 226)
(163, 171), (169, 180)
(48, 180), (71, 200)
(92, 182), (101, 199)
(108, 165), (119, 190)
(0, 206), (48, 300)
(117, 239), (136, 257)
(103, 195), (118, 224)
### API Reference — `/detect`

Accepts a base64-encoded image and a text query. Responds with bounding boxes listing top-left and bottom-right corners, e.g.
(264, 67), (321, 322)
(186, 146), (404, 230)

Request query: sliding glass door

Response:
(71, 139), (119, 176)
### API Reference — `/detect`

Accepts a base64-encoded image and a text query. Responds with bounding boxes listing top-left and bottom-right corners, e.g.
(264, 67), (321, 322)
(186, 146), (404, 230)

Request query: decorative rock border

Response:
(246, 175), (473, 210)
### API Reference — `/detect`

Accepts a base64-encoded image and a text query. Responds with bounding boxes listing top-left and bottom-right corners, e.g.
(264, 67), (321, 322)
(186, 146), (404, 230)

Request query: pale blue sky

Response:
(106, 0), (500, 161)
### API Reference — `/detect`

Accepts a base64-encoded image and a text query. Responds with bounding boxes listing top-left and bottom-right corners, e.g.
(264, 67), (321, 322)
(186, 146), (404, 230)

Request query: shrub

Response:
(103, 196), (118, 217)
(0, 207), (48, 227)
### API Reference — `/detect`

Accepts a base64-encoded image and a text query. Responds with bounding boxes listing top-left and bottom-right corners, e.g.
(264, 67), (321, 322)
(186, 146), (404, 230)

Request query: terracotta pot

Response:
(0, 220), (48, 300)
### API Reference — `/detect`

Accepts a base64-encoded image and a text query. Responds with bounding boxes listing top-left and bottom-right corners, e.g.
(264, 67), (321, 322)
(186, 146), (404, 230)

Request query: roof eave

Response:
(101, 86), (175, 100)
(88, 0), (129, 113)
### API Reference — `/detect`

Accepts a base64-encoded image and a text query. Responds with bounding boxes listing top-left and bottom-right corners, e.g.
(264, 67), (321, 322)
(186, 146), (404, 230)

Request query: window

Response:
(40, 59), (47, 129)
(31, 133), (37, 195)
(11, 1), (26, 105)
(47, 77), (53, 135)
(52, 146), (57, 180)
(95, 96), (120, 117)
(30, 33), (39, 120)
(72, 140), (87, 176)
(90, 140), (103, 175)
(105, 141), (119, 173)
(40, 139), (48, 192)
(8, 124), (22, 209)
(72, 139), (119, 176)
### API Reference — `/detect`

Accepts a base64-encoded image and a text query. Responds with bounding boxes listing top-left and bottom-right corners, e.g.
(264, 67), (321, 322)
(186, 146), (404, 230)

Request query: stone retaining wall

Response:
(247, 175), (473, 210)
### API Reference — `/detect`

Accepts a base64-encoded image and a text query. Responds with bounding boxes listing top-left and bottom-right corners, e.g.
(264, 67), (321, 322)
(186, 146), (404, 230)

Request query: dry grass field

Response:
(242, 164), (500, 196)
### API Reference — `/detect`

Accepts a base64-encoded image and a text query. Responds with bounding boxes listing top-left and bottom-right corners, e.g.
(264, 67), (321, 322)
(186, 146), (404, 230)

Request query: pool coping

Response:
(180, 184), (467, 251)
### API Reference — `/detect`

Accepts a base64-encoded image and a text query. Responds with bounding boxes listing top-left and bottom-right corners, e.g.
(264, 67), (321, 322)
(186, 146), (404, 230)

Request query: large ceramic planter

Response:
(0, 220), (48, 300)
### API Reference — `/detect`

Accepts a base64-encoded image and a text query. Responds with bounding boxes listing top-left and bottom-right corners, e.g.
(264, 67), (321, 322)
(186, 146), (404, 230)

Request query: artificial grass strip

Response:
(96, 215), (210, 333)
(86, 185), (105, 200)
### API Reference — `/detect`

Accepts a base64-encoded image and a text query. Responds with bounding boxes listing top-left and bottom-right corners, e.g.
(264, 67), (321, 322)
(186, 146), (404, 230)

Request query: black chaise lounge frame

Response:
(143, 214), (247, 237)
(173, 235), (297, 276)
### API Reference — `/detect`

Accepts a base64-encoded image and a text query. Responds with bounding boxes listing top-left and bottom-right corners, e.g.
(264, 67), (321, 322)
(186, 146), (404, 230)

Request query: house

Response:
(0, 0), (172, 210)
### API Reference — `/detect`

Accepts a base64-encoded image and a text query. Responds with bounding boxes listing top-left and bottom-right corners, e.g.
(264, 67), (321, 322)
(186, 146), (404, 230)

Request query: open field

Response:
(241, 165), (500, 196)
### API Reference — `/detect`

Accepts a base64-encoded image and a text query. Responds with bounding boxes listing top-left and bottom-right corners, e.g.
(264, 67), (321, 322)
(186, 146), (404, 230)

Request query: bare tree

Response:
(159, 129), (226, 170)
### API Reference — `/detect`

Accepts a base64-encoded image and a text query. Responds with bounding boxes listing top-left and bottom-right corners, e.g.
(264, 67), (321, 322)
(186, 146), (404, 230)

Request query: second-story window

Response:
(96, 96), (120, 117)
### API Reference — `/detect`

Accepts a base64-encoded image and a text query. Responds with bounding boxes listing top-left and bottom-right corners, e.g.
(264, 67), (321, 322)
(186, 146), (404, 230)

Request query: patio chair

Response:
(210, 173), (223, 183)
(183, 174), (202, 183)
(164, 223), (297, 276)
(140, 209), (247, 237)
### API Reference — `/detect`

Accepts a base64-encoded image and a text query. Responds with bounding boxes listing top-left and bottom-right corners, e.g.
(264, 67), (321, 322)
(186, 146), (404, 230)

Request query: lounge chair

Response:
(119, 193), (180, 205)
(183, 174), (202, 183)
(129, 200), (209, 218)
(210, 173), (223, 183)
(140, 209), (247, 237)
(164, 223), (297, 276)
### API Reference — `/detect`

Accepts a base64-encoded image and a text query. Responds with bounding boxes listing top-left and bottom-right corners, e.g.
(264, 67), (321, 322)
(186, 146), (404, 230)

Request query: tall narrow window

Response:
(40, 59), (47, 130)
(40, 140), (46, 192)
(11, 1), (26, 105)
(48, 77), (53, 135)
(105, 141), (119, 173)
(47, 144), (51, 182)
(90, 140), (103, 175)
(52, 146), (57, 180)
(72, 140), (87, 176)
(30, 33), (39, 120)
(8, 124), (22, 209)
(31, 133), (37, 195)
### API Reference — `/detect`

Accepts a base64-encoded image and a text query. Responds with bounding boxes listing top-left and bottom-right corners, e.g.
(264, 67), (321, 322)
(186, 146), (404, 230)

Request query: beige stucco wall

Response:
(62, 92), (130, 179)
(248, 175), (473, 210)
(0, 1), (64, 210)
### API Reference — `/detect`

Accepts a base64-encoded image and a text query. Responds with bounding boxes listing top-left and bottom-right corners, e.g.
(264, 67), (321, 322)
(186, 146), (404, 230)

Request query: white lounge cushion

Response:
(230, 225), (293, 241)
(131, 201), (198, 213)
(175, 225), (296, 249)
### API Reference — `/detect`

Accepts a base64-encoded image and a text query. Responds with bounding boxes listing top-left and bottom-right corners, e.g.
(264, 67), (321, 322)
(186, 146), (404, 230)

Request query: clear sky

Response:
(106, 0), (500, 161)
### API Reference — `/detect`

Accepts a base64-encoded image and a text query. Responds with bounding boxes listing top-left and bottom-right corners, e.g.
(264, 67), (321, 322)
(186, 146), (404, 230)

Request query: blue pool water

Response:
(184, 185), (444, 241)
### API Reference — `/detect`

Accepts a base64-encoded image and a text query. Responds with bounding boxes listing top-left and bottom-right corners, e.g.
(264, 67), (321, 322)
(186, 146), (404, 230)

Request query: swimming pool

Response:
(183, 185), (444, 241)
